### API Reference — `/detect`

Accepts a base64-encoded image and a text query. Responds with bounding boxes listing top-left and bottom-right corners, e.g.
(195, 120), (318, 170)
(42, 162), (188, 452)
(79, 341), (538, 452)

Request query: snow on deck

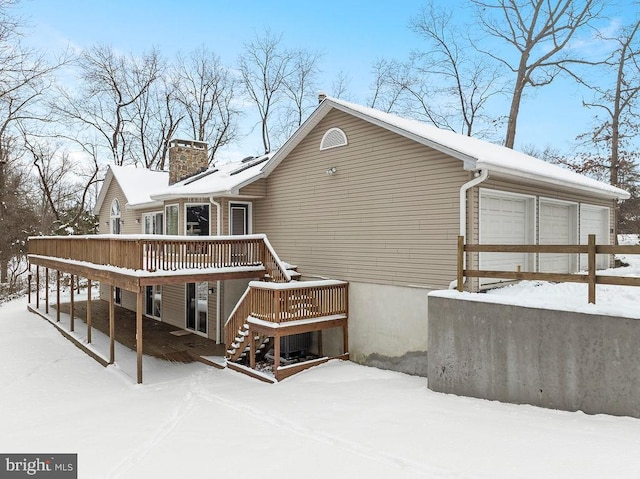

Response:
(28, 254), (266, 278)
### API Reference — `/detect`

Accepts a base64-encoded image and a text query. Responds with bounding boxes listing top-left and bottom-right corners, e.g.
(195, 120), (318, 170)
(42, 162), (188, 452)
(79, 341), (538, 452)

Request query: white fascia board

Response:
(125, 200), (165, 211)
(93, 168), (114, 215)
(328, 101), (478, 170)
(479, 162), (630, 200)
(261, 103), (334, 177)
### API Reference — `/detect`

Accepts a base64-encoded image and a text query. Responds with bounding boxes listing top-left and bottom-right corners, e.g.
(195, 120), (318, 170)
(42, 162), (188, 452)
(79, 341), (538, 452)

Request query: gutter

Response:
(476, 162), (630, 201)
(449, 169), (489, 289)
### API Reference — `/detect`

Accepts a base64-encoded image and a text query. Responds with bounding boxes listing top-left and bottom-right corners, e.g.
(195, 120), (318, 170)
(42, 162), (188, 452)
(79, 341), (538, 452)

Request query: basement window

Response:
(320, 127), (348, 151)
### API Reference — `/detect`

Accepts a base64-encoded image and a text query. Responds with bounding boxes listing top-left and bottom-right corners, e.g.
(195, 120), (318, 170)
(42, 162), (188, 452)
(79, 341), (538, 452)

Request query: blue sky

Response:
(16, 0), (639, 159)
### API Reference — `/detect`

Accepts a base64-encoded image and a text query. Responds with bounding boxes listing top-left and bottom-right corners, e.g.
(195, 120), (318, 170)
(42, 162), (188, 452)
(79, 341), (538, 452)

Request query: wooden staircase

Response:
(223, 237), (349, 381)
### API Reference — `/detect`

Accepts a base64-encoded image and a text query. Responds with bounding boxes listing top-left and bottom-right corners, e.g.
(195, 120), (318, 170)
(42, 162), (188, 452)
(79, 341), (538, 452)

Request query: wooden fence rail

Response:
(458, 235), (640, 304)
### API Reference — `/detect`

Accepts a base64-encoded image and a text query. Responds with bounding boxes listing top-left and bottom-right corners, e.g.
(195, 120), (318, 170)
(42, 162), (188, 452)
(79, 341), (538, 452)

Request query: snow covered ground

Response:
(1, 296), (640, 478)
(435, 236), (640, 320)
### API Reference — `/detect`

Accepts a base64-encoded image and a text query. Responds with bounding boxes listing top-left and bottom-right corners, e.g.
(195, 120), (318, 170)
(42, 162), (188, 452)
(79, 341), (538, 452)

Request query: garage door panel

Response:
(539, 201), (575, 274)
(580, 205), (610, 270)
(480, 192), (533, 282)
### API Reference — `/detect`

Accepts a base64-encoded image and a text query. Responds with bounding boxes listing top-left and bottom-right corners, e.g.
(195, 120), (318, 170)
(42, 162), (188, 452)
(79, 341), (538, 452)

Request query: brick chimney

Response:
(168, 139), (209, 185)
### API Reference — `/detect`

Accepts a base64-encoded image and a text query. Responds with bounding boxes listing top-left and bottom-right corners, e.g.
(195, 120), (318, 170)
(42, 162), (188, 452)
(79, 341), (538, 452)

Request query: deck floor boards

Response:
(56, 300), (226, 362)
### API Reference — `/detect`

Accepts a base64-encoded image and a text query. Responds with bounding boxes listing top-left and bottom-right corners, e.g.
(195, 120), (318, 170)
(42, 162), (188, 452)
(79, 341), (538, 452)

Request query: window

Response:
(110, 199), (121, 234)
(320, 127), (348, 150)
(165, 205), (179, 235)
(185, 204), (210, 236)
(145, 285), (162, 320)
(186, 282), (207, 335)
(143, 212), (164, 234)
(229, 202), (251, 235)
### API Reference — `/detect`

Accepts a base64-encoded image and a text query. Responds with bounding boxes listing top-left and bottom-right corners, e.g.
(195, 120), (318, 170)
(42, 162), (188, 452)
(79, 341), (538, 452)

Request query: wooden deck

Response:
(55, 300), (226, 363)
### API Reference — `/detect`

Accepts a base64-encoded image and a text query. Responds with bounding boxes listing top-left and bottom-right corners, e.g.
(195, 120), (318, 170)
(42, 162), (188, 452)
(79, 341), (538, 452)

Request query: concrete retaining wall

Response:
(427, 294), (640, 418)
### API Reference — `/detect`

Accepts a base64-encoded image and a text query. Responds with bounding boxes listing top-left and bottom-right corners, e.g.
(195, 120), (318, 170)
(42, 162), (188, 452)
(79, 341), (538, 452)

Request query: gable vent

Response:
(320, 127), (348, 151)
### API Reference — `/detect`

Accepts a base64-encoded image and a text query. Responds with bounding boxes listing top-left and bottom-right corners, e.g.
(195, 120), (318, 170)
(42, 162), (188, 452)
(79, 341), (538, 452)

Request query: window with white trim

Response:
(320, 127), (348, 150)
(110, 199), (121, 234)
(143, 212), (164, 235)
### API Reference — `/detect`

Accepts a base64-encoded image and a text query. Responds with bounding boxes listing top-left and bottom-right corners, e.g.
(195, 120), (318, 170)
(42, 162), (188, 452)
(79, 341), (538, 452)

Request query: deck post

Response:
(343, 322), (349, 355)
(45, 268), (49, 314)
(56, 271), (60, 322)
(249, 328), (256, 369)
(343, 286), (349, 355)
(69, 275), (75, 332)
(588, 234), (596, 304)
(35, 266), (40, 309)
(27, 272), (32, 304)
(109, 285), (115, 364)
(318, 330), (324, 357)
(274, 332), (281, 375)
(457, 236), (464, 292)
(136, 290), (143, 384)
(86, 279), (92, 344)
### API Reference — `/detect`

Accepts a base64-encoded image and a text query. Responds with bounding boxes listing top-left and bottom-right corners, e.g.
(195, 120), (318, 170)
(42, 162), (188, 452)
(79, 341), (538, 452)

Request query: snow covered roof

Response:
(262, 97), (629, 200)
(94, 165), (169, 214)
(150, 154), (271, 201)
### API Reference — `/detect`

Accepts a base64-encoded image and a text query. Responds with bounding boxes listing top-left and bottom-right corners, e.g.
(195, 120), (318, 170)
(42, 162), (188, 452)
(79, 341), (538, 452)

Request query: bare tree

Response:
(582, 18), (640, 187)
(239, 30), (293, 154)
(408, 2), (505, 137)
(280, 48), (321, 136)
(472, 0), (605, 148)
(0, 135), (38, 284)
(369, 58), (412, 114)
(55, 44), (161, 165)
(130, 74), (182, 170)
(331, 70), (352, 99)
(173, 46), (240, 164)
(560, 16), (640, 236)
(23, 137), (99, 234)
(0, 0), (71, 285)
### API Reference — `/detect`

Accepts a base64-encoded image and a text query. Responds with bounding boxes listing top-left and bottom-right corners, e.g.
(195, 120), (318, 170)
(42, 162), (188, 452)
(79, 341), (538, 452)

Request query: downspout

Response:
(210, 197), (222, 343)
(449, 169), (489, 289)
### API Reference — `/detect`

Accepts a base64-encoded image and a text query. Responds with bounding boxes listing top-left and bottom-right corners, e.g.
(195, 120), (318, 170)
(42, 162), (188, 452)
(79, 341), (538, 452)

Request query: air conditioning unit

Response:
(280, 332), (312, 358)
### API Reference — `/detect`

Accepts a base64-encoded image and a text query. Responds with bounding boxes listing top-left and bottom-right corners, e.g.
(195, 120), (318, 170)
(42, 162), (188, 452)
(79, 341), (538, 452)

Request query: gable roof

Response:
(94, 165), (169, 214)
(150, 154), (271, 201)
(261, 97), (629, 200)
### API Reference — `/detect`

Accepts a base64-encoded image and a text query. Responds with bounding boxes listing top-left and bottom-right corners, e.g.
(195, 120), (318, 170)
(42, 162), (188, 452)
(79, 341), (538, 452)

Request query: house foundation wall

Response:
(346, 282), (429, 376)
(427, 294), (640, 418)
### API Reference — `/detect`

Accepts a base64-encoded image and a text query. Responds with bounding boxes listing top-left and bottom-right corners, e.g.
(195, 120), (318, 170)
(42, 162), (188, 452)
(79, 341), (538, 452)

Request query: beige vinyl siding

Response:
(119, 289), (137, 310)
(162, 283), (185, 329)
(238, 178), (266, 197)
(253, 109), (468, 289)
(97, 180), (138, 235)
(162, 282), (217, 339)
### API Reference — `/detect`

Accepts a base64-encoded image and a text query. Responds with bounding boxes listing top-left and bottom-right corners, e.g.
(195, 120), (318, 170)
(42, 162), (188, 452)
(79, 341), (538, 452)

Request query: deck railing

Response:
(27, 234), (291, 281)
(458, 234), (640, 303)
(224, 280), (349, 354)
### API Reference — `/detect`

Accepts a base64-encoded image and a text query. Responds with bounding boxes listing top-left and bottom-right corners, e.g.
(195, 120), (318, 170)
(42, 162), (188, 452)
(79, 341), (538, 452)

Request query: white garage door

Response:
(539, 201), (576, 273)
(580, 205), (610, 270)
(480, 192), (533, 279)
